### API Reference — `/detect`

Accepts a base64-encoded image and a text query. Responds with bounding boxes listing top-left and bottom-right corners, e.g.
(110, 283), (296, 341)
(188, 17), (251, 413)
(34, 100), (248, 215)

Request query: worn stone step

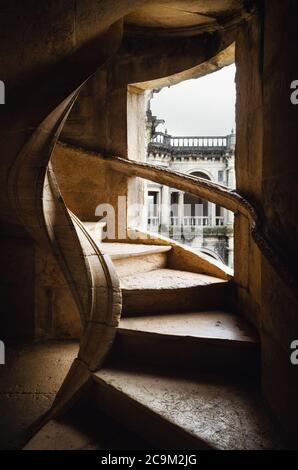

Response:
(112, 311), (259, 375)
(93, 367), (283, 450)
(24, 400), (149, 450)
(100, 243), (171, 277)
(120, 268), (233, 315)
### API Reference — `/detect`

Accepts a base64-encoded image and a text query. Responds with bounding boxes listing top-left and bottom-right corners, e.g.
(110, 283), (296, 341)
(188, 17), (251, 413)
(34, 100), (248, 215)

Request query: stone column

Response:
(210, 202), (216, 226)
(160, 185), (170, 230)
(225, 208), (234, 226)
(226, 155), (235, 226)
(227, 234), (234, 269)
(227, 153), (236, 190)
(178, 191), (184, 226)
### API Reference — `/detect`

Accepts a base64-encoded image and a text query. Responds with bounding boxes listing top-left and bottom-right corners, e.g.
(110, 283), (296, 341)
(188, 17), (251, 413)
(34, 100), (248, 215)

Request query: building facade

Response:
(145, 113), (236, 267)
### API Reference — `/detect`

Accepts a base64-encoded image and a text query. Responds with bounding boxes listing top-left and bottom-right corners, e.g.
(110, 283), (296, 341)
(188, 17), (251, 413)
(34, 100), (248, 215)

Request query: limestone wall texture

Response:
(236, 1), (298, 446)
(260, 0), (298, 446)
(235, 5), (263, 328)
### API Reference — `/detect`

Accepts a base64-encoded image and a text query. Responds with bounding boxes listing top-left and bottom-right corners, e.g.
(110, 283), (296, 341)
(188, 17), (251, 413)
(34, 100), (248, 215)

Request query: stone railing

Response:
(150, 131), (235, 152)
(150, 215), (225, 228)
(147, 216), (160, 228)
(183, 216), (210, 227)
(171, 136), (228, 149)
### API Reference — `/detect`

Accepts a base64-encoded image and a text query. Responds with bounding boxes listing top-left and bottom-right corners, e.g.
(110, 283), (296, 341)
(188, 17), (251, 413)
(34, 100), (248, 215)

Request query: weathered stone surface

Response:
(119, 310), (258, 342)
(125, 1), (244, 30)
(121, 268), (225, 290)
(94, 366), (283, 450)
(24, 400), (149, 450)
(235, 14), (263, 329)
(113, 310), (260, 375)
(0, 341), (78, 449)
(35, 246), (82, 338)
(102, 242), (171, 258)
(110, 251), (169, 278)
(126, 226), (232, 279)
(121, 268), (232, 315)
(235, 1), (298, 445)
(52, 143), (128, 224)
(24, 419), (96, 451)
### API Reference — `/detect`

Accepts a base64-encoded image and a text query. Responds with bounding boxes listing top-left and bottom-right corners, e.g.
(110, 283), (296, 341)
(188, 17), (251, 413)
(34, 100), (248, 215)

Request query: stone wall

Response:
(261, 0), (298, 447)
(235, 1), (298, 446)
(0, 235), (35, 338)
(235, 3), (263, 328)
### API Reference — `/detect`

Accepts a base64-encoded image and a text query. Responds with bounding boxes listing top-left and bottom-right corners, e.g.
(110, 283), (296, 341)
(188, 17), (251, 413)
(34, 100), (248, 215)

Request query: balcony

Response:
(149, 131), (235, 154)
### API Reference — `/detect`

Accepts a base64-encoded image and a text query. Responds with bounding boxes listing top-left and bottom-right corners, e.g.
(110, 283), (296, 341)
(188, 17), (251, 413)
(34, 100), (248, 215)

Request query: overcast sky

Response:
(150, 64), (236, 136)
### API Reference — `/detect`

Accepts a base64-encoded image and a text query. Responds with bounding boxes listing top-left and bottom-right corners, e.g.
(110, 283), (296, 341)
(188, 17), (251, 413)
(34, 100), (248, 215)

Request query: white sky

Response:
(150, 64), (236, 136)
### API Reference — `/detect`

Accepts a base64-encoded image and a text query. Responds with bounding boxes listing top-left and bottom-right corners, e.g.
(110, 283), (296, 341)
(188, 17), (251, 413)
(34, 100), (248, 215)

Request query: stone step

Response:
(93, 367), (283, 450)
(24, 400), (149, 450)
(24, 419), (98, 450)
(111, 311), (259, 375)
(120, 268), (233, 315)
(100, 243), (171, 277)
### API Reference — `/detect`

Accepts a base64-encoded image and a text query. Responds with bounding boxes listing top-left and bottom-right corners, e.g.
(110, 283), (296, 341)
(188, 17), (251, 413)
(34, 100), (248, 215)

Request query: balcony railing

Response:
(215, 216), (224, 226)
(170, 216), (179, 226)
(150, 131), (235, 151)
(158, 216), (226, 228)
(147, 216), (160, 227)
(171, 136), (228, 149)
(183, 216), (210, 227)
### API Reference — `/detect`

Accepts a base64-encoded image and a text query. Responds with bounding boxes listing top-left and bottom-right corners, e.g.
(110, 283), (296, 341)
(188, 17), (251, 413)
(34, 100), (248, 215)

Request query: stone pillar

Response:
(178, 191), (184, 226)
(227, 153), (236, 190)
(210, 202), (216, 226)
(160, 185), (170, 229)
(225, 155), (235, 227)
(225, 208), (234, 227)
(227, 234), (234, 269)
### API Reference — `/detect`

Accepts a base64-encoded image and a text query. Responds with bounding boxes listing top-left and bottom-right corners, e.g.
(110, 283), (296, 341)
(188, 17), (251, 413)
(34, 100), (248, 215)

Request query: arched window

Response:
(183, 172), (210, 224)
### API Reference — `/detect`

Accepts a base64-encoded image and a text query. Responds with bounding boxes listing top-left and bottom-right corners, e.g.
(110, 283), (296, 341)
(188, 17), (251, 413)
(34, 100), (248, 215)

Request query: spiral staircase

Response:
(7, 93), (286, 448)
(2, 2), (290, 451)
(23, 223), (283, 449)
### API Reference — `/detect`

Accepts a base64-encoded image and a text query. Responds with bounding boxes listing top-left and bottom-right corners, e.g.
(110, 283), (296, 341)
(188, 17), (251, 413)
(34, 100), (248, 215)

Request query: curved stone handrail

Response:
(1, 9), (243, 420)
(104, 155), (298, 298)
(7, 91), (122, 416)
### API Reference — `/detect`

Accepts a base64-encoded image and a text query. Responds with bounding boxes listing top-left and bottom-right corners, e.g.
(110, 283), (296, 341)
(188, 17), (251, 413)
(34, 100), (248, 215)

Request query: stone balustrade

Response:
(150, 131), (235, 152)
